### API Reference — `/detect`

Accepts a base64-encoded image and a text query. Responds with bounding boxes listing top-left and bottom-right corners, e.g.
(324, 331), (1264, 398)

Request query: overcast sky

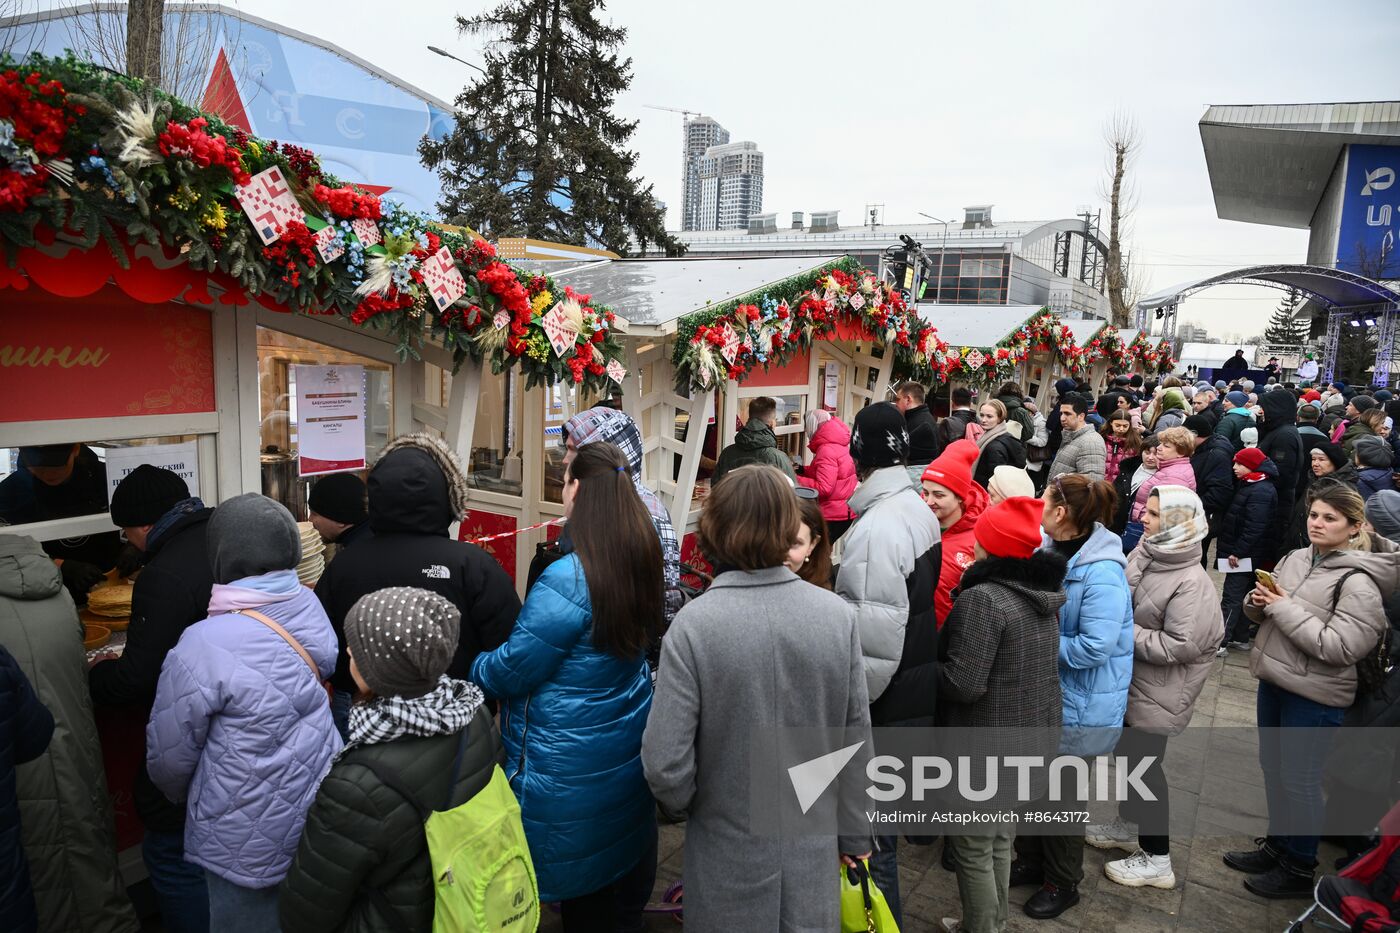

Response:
(36, 0), (1400, 337)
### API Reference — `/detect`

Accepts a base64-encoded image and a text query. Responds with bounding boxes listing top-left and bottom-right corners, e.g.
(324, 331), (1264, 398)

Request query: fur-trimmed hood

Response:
(369, 433), (470, 536)
(955, 549), (1068, 617)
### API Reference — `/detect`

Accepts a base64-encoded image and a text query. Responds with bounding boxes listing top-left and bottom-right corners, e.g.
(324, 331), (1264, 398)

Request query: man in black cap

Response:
(1263, 356), (1280, 379)
(307, 473), (369, 550)
(0, 443), (121, 601)
(89, 464), (214, 931)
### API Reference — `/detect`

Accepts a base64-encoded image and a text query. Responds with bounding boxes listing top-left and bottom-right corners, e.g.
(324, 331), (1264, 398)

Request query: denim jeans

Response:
(205, 872), (280, 933)
(331, 688), (353, 742)
(1219, 571), (1256, 644)
(141, 830), (209, 933)
(1256, 680), (1346, 864)
(868, 834), (902, 930)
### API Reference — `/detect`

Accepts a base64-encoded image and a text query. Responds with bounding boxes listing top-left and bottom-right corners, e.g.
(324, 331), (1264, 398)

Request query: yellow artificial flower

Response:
(526, 332), (550, 362)
(246, 141), (262, 159)
(202, 202), (228, 231)
(531, 289), (554, 314)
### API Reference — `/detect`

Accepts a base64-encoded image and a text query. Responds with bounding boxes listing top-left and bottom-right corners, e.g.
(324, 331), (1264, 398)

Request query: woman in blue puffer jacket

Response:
(1011, 474), (1133, 922)
(472, 441), (662, 930)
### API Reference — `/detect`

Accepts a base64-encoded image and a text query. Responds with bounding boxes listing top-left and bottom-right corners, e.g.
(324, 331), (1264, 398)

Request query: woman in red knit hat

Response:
(920, 440), (988, 627)
(938, 496), (1067, 933)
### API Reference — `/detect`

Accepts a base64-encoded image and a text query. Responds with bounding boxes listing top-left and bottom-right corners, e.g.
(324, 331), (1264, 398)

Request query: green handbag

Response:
(839, 858), (899, 932)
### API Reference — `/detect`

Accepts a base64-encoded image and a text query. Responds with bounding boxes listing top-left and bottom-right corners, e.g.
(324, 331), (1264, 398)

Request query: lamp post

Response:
(427, 45), (487, 76)
(917, 212), (951, 303)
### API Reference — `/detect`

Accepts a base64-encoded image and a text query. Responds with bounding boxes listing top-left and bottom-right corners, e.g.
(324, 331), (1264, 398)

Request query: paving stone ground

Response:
(542, 568), (1352, 932)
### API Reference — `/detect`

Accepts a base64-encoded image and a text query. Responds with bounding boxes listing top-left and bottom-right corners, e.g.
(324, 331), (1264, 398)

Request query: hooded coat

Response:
(1147, 390), (1188, 432)
(1191, 434), (1237, 518)
(0, 536), (137, 933)
(796, 417), (857, 523)
(0, 645), (52, 933)
(88, 504), (215, 833)
(316, 436), (521, 694)
(1214, 406), (1256, 449)
(1356, 438), (1396, 501)
(1048, 525), (1134, 755)
(1258, 390), (1307, 516)
(1245, 537), (1399, 708)
(835, 467), (942, 724)
(1218, 456), (1279, 561)
(996, 393), (1036, 455)
(712, 419), (796, 485)
(470, 554), (654, 903)
(1124, 539), (1224, 735)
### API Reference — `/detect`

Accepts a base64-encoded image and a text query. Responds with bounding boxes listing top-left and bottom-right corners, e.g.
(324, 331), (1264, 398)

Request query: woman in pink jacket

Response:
(1130, 427), (1197, 523)
(798, 410), (857, 540)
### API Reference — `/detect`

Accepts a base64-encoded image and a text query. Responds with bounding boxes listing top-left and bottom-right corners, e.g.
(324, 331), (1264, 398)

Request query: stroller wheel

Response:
(663, 881), (683, 923)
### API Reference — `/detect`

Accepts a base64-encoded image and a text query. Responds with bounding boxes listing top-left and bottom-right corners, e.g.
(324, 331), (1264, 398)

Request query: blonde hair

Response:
(979, 398), (1007, 424)
(1156, 426), (1195, 458)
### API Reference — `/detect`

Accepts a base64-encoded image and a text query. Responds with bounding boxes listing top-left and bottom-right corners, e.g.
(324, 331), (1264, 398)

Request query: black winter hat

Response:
(110, 465), (189, 527)
(308, 472), (368, 525)
(1183, 414), (1214, 438)
(850, 402), (910, 470)
(1312, 441), (1348, 470)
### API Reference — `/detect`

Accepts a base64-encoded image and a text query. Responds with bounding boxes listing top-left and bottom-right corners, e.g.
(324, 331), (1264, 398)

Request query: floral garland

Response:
(672, 257), (919, 391)
(0, 53), (624, 391)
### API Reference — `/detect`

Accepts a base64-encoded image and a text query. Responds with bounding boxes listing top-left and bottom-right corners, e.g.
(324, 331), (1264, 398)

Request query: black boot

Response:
(1023, 882), (1080, 919)
(1244, 855), (1316, 900)
(1223, 837), (1281, 874)
(1008, 859), (1044, 888)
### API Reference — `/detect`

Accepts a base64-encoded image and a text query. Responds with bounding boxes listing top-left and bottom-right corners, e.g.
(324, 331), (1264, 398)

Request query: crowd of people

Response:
(0, 363), (1397, 933)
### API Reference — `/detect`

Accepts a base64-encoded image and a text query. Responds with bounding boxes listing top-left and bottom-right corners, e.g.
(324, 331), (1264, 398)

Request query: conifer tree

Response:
(421, 1), (679, 256)
(1262, 287), (1310, 345)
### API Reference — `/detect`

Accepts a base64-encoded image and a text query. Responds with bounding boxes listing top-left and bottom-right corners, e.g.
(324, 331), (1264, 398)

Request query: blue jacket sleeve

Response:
(145, 645), (221, 804)
(470, 565), (588, 700)
(1059, 570), (1128, 671)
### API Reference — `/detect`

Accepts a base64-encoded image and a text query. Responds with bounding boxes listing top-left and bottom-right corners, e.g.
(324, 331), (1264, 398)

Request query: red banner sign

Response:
(0, 285), (216, 423)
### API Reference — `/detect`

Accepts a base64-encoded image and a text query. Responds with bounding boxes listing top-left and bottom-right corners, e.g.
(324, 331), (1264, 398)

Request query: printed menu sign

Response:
(294, 364), (366, 476)
(104, 441), (200, 504)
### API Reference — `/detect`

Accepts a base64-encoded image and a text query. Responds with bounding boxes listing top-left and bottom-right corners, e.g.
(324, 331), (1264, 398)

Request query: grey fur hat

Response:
(377, 432), (470, 520)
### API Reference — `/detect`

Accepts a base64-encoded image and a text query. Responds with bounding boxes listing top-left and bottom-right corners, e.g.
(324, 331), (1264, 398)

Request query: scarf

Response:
(1143, 484), (1208, 553)
(208, 569), (302, 614)
(343, 675), (485, 754)
(1130, 463), (1156, 493)
(147, 497), (205, 551)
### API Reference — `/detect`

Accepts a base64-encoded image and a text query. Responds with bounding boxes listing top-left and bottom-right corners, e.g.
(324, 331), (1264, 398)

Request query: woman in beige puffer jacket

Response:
(1223, 481), (1398, 899)
(1092, 485), (1223, 891)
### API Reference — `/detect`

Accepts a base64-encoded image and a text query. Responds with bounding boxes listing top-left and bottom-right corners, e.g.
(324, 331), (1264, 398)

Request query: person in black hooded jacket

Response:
(316, 434), (521, 738)
(0, 644), (53, 933)
(1257, 390), (1306, 562)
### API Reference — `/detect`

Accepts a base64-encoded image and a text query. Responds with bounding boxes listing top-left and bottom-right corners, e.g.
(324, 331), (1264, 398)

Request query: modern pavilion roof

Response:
(528, 255), (846, 330)
(913, 303), (1043, 349)
(1138, 264), (1400, 311)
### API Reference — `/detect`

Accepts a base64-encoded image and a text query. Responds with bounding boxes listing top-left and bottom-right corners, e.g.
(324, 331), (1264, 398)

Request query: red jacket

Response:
(797, 417), (856, 522)
(934, 482), (989, 626)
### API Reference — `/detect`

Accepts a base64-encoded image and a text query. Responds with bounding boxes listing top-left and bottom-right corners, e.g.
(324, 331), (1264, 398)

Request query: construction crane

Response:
(643, 104), (704, 120)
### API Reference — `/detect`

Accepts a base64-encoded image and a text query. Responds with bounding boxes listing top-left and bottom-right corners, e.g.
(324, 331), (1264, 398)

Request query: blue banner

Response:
(1336, 143), (1400, 276)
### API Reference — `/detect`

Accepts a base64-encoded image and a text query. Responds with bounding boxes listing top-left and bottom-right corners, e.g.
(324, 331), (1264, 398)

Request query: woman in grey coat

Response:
(642, 466), (874, 930)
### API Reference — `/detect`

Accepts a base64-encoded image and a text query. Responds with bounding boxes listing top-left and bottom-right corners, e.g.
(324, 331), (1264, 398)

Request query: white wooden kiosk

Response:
(463, 255), (901, 557)
(1060, 317), (1113, 396)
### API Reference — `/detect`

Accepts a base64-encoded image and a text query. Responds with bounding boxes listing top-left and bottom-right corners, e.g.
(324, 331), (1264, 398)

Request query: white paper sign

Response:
(105, 442), (200, 505)
(823, 363), (841, 409)
(1218, 558), (1254, 574)
(294, 364), (366, 476)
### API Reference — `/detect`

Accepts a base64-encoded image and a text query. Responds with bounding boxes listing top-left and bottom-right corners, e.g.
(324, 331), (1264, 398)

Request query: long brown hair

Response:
(1046, 474), (1117, 535)
(1100, 410), (1142, 453)
(567, 442), (664, 659)
(795, 497), (833, 590)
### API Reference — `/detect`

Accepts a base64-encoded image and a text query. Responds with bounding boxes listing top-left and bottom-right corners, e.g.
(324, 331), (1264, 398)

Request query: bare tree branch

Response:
(1103, 110), (1141, 327)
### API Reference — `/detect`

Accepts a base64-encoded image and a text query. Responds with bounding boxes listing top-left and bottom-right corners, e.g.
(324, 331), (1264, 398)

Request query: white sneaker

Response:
(1086, 816), (1138, 851)
(940, 919), (963, 933)
(1105, 850), (1176, 889)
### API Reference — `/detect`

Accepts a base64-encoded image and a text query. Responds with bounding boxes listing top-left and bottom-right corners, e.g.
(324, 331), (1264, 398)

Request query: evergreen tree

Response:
(420, 1), (680, 256)
(1262, 287), (1310, 345)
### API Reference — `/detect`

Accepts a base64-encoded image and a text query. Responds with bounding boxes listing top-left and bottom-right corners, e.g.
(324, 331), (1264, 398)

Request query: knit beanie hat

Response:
(344, 587), (460, 699)
(1234, 447), (1267, 472)
(973, 496), (1043, 559)
(1313, 441), (1348, 470)
(1183, 414), (1214, 438)
(1225, 391), (1249, 408)
(1054, 377), (1078, 396)
(1302, 389), (1322, 403)
(849, 402), (909, 470)
(920, 439), (979, 500)
(1215, 380), (1228, 392)
(989, 465), (1035, 501)
(1355, 435), (1395, 469)
(1364, 490), (1400, 543)
(206, 493), (301, 584)
(308, 472), (368, 525)
(110, 465), (190, 527)
(1376, 389), (1394, 404)
(1351, 395), (1378, 413)
(1298, 403), (1321, 422)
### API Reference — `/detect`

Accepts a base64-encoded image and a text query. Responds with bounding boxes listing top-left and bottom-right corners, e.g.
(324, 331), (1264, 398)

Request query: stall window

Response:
(256, 327), (392, 519)
(0, 435), (202, 565)
(466, 368), (523, 496)
(541, 383), (605, 504)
